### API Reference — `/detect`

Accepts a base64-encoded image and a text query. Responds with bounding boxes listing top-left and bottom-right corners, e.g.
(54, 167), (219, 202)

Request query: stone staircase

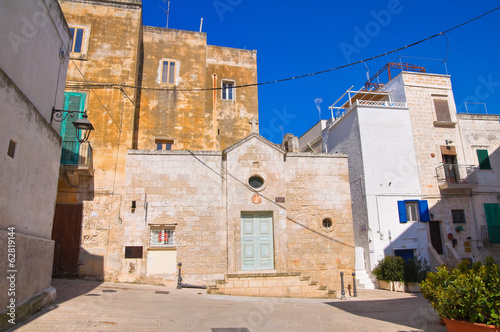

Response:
(207, 272), (337, 298)
(354, 269), (375, 290)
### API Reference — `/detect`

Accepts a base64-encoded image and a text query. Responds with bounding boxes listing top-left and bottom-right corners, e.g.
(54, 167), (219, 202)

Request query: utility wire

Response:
(70, 6), (500, 93)
(70, 58), (121, 129)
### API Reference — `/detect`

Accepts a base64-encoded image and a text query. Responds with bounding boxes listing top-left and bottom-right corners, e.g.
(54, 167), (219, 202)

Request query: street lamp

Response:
(50, 107), (94, 143)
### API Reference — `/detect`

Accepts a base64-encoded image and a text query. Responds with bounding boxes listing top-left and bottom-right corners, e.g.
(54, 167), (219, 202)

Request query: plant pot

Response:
(378, 280), (393, 291)
(404, 283), (421, 293)
(393, 281), (405, 292)
(443, 318), (500, 332)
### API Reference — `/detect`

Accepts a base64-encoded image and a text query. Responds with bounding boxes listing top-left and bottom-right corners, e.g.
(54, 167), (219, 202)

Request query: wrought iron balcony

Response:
(435, 164), (477, 190)
(481, 225), (500, 244)
(60, 141), (94, 186)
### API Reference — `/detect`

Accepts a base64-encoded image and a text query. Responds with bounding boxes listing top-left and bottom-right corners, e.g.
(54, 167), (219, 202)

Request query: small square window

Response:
(161, 60), (176, 84)
(69, 27), (85, 54)
(452, 210), (466, 224)
(433, 98), (451, 122)
(7, 139), (16, 158)
(222, 80), (235, 100)
(406, 201), (420, 222)
(155, 140), (173, 150)
(150, 227), (175, 246)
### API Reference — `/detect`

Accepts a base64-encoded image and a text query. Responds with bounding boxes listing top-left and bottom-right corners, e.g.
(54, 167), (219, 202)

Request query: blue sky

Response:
(143, 0), (500, 144)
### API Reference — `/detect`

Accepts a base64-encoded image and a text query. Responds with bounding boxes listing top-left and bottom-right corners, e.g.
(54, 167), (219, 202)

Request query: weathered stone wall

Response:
(57, 0), (143, 279)
(122, 150), (227, 284)
(206, 45), (258, 150)
(285, 152), (355, 291)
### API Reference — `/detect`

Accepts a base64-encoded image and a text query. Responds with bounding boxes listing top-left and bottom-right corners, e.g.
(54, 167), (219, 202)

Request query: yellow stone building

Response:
(53, 0), (355, 297)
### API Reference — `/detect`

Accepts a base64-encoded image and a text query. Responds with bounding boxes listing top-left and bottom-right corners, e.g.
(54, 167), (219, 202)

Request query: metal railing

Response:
(435, 164), (477, 186)
(60, 141), (93, 167)
(481, 225), (500, 244)
(355, 100), (407, 108)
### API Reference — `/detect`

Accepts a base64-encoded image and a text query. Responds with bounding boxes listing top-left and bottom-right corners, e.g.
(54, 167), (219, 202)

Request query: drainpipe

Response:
(212, 73), (217, 150)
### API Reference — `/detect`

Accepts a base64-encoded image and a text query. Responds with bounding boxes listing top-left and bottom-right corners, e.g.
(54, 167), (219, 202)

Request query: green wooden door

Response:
(60, 93), (85, 164)
(484, 203), (500, 244)
(241, 212), (274, 271)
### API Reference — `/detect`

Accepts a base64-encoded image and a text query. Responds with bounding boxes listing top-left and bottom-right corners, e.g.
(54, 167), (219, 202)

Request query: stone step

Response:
(208, 272), (336, 298)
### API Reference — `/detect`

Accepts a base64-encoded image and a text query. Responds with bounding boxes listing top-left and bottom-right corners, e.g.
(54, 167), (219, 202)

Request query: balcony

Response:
(60, 141), (94, 186)
(481, 225), (500, 245)
(435, 164), (477, 191)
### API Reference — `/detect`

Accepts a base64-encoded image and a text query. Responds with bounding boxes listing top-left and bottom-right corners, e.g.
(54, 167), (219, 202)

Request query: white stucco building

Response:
(299, 63), (500, 288)
(0, 0), (70, 327)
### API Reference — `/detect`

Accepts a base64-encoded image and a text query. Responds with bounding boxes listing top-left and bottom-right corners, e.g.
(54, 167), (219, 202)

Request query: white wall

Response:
(0, 0), (70, 122)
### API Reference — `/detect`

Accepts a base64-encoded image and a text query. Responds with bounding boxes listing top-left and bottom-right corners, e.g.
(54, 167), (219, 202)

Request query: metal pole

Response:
(340, 272), (346, 300)
(352, 272), (358, 297)
(177, 262), (182, 289)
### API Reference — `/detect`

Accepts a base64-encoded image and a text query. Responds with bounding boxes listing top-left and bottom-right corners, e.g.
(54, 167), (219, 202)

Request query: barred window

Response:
(150, 227), (175, 246)
(452, 210), (466, 224)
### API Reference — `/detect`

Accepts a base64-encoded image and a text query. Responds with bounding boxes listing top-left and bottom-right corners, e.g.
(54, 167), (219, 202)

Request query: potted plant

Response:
(420, 257), (500, 332)
(403, 257), (431, 292)
(372, 255), (405, 291)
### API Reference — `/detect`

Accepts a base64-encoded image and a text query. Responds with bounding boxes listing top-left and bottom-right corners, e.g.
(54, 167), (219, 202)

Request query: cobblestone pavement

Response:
(9, 279), (446, 332)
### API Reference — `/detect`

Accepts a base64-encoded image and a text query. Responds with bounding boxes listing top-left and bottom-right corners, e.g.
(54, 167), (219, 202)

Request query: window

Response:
(248, 175), (264, 189)
(433, 98), (451, 122)
(155, 140), (173, 151)
(7, 139), (16, 158)
(406, 201), (420, 222)
(398, 200), (430, 223)
(69, 26), (86, 55)
(477, 149), (491, 170)
(484, 203), (500, 244)
(322, 218), (332, 229)
(452, 210), (466, 224)
(222, 80), (235, 100)
(150, 227), (175, 246)
(161, 60), (176, 84)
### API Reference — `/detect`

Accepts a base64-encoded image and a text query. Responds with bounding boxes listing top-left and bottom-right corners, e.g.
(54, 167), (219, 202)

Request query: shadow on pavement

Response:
(325, 294), (446, 332)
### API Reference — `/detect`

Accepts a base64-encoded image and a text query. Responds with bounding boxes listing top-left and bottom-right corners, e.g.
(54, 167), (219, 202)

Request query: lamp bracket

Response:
(50, 107), (85, 124)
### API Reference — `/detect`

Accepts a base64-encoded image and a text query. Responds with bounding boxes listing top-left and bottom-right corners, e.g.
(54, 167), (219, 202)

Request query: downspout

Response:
(212, 73), (217, 150)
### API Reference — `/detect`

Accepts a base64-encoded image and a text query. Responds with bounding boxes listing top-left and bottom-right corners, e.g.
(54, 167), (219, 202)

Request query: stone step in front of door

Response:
(208, 272), (336, 298)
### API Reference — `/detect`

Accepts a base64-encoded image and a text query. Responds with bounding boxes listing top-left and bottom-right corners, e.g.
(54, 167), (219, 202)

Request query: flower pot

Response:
(404, 283), (421, 293)
(393, 281), (405, 292)
(378, 280), (393, 291)
(443, 318), (500, 332)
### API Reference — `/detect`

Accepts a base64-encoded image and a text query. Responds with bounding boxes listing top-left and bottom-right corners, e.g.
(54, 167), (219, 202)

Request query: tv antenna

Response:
(160, 0), (171, 28)
(314, 98), (323, 121)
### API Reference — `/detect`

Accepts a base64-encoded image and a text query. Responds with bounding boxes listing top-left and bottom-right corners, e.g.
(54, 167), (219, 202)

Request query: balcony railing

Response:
(61, 141), (93, 167)
(481, 225), (500, 244)
(435, 164), (477, 190)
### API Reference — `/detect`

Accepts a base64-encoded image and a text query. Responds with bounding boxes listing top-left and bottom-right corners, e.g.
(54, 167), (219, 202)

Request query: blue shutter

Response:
(418, 200), (430, 222)
(398, 201), (407, 223)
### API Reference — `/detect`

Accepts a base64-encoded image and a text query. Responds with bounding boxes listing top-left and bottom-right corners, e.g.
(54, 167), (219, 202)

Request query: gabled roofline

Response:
(223, 133), (285, 155)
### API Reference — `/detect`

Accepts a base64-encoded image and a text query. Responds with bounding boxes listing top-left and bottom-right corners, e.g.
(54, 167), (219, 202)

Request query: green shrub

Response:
(372, 256), (430, 283)
(404, 257), (431, 283)
(420, 257), (500, 326)
(372, 255), (405, 282)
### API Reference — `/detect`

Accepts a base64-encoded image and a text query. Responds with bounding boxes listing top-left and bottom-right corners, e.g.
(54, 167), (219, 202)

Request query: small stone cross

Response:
(249, 116), (258, 133)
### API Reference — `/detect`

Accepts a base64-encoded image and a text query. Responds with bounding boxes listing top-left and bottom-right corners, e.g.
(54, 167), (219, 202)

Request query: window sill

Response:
(433, 121), (456, 128)
(70, 53), (88, 61)
(148, 246), (176, 250)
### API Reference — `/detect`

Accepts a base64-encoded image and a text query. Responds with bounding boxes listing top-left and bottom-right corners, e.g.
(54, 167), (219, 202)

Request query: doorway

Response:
(52, 204), (83, 276)
(241, 212), (274, 271)
(429, 220), (444, 255)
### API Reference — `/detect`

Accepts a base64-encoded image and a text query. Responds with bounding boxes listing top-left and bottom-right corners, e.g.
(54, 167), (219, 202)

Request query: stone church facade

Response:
(121, 134), (354, 296)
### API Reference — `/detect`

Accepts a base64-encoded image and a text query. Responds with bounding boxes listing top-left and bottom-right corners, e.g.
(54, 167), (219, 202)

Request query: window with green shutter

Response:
(60, 92), (86, 165)
(477, 149), (491, 170)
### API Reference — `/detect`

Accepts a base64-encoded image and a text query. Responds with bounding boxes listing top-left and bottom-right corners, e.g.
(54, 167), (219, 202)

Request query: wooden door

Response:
(52, 204), (83, 276)
(241, 212), (274, 271)
(429, 220), (443, 255)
